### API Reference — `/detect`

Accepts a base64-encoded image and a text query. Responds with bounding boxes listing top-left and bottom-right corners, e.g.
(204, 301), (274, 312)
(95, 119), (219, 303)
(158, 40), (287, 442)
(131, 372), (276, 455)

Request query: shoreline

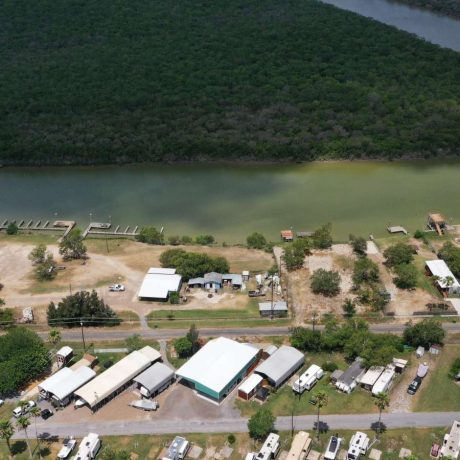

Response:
(1, 154), (460, 170)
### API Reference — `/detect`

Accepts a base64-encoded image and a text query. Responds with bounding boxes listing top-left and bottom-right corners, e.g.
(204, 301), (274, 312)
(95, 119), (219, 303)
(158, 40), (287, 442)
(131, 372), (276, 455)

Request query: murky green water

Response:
(1, 161), (459, 242)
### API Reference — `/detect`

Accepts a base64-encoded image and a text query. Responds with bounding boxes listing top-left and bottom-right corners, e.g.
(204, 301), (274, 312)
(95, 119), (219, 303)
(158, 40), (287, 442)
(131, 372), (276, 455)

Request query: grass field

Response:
(0, 427), (450, 459)
(415, 344), (460, 412)
(236, 353), (378, 417)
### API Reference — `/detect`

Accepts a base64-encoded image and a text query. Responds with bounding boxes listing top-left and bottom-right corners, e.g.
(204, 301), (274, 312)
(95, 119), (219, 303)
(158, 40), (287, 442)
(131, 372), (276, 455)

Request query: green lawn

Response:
(415, 344), (460, 412)
(236, 353), (377, 417)
(147, 302), (291, 329)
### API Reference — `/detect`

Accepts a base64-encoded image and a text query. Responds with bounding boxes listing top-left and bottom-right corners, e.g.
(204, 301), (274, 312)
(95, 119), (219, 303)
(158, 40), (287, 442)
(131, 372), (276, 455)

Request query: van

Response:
(13, 401), (36, 418)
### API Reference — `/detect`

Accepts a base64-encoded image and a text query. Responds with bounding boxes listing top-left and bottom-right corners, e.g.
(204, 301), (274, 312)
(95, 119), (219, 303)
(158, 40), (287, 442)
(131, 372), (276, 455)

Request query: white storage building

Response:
(255, 346), (304, 388)
(176, 337), (259, 401)
(75, 346), (161, 409)
(425, 259), (460, 295)
(134, 362), (175, 398)
(238, 374), (263, 400)
(138, 268), (182, 301)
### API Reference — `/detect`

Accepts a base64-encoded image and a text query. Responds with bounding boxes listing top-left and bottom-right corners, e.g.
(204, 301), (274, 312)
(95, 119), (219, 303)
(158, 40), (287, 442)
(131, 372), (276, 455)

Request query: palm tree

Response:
(48, 328), (61, 345)
(374, 391), (390, 437)
(29, 406), (43, 459)
(0, 420), (15, 458)
(16, 414), (33, 460)
(313, 390), (328, 441)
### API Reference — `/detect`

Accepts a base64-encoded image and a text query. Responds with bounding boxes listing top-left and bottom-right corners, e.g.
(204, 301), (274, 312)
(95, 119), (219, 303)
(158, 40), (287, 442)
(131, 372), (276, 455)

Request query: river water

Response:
(320, 0), (460, 52)
(1, 161), (460, 242)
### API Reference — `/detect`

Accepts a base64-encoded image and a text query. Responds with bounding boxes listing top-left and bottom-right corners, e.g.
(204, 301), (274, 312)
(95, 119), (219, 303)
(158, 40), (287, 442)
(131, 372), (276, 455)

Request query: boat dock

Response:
(0, 219), (76, 237)
(1, 219), (140, 239)
(82, 222), (139, 239)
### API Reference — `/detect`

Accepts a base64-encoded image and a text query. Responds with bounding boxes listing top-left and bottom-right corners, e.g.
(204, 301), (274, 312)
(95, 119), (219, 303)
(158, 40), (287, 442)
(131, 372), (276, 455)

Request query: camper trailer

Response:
(292, 365), (324, 394)
(371, 366), (395, 396)
(72, 433), (101, 460)
(347, 432), (369, 460)
(324, 435), (342, 460)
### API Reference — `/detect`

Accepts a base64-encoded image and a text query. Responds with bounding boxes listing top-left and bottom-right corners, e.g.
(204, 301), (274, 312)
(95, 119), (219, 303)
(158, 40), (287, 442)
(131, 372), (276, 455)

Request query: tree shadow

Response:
(371, 421), (387, 435)
(313, 421), (330, 434)
(11, 440), (27, 455)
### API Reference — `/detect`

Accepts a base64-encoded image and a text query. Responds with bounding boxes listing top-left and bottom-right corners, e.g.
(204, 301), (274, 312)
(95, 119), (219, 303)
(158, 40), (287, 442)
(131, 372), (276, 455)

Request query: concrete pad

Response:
(338, 449), (347, 460)
(278, 451), (289, 460)
(219, 446), (233, 458)
(399, 447), (412, 458)
(366, 241), (379, 255)
(448, 298), (460, 315)
(189, 445), (203, 459)
(306, 450), (321, 460)
(369, 448), (382, 460)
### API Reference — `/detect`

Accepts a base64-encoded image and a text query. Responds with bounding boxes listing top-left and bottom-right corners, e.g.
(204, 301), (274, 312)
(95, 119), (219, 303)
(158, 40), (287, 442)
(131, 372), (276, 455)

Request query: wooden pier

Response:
(1, 218), (140, 239)
(0, 219), (75, 236)
(82, 222), (140, 239)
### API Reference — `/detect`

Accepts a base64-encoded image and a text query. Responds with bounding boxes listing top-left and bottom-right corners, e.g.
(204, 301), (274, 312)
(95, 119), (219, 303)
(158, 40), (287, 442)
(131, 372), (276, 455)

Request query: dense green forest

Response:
(1, 0), (460, 165)
(395, 0), (460, 19)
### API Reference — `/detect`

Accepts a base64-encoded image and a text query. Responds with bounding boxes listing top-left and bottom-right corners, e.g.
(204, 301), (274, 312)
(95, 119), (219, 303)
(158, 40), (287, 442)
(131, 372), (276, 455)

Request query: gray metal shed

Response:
(255, 346), (304, 388)
(133, 362), (175, 398)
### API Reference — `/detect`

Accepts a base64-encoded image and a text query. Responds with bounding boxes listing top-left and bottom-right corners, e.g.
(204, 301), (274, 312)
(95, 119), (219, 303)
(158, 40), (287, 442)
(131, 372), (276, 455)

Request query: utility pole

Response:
(270, 276), (275, 320)
(80, 320), (86, 351)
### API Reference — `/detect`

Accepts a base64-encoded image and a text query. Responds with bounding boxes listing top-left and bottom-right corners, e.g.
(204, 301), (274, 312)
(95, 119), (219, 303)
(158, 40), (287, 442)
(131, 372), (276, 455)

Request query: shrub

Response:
(383, 242), (414, 267)
(180, 235), (193, 244)
(352, 257), (380, 286)
(393, 263), (418, 289)
(322, 361), (338, 373)
(168, 235), (181, 246)
(135, 226), (164, 245)
(195, 234), (215, 245)
(248, 407), (275, 440)
(174, 337), (193, 358)
(414, 229), (425, 239)
(169, 291), (180, 304)
(246, 232), (267, 250)
(103, 360), (114, 369)
(310, 269), (341, 297)
(448, 357), (460, 380)
(403, 319), (445, 348)
(349, 234), (367, 256)
(227, 434), (236, 444)
(6, 222), (18, 235)
(311, 224), (333, 249)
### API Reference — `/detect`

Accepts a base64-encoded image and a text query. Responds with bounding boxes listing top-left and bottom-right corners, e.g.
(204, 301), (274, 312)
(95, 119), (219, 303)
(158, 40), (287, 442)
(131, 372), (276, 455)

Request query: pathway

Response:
(20, 411), (460, 440)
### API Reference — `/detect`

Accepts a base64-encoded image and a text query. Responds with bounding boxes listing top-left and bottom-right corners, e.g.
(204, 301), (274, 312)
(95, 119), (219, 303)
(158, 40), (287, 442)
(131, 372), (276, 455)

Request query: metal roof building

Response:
(75, 346), (161, 409)
(134, 362), (175, 398)
(39, 367), (73, 397)
(238, 374), (263, 400)
(259, 301), (288, 317)
(255, 346), (304, 388)
(360, 366), (385, 390)
(51, 367), (96, 406)
(138, 268), (182, 300)
(176, 337), (259, 401)
(336, 358), (365, 393)
(426, 260), (460, 290)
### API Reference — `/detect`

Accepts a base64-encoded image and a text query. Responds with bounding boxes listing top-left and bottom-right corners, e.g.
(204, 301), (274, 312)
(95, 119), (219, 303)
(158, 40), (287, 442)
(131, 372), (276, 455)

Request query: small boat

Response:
(129, 399), (159, 411)
(57, 437), (76, 459)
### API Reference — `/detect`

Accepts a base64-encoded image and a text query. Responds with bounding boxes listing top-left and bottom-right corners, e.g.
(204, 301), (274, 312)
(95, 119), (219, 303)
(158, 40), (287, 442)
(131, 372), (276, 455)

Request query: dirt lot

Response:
(286, 244), (358, 324)
(0, 237), (274, 319)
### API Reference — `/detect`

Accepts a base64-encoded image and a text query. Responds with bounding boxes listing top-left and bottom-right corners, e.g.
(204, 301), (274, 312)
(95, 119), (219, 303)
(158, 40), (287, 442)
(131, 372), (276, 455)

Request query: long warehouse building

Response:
(75, 346), (161, 410)
(176, 337), (260, 402)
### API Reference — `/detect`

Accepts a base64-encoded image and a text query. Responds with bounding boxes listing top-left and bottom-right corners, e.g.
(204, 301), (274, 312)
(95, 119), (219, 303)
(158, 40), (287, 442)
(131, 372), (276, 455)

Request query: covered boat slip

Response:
(75, 346), (161, 410)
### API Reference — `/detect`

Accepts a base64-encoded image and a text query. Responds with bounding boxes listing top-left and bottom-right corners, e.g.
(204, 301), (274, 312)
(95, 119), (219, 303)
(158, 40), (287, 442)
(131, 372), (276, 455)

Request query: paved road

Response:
(38, 322), (460, 342)
(18, 411), (460, 440)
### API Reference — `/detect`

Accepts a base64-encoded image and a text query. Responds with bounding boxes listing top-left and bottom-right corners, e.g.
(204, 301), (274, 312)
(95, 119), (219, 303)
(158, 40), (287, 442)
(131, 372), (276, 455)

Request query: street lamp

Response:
(80, 320), (86, 351)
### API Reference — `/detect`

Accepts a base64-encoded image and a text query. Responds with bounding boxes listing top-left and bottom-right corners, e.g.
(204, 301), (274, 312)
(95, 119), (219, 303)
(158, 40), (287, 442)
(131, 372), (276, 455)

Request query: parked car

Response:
(109, 284), (125, 292)
(407, 376), (422, 395)
(248, 290), (265, 297)
(13, 400), (36, 418)
(41, 408), (53, 420)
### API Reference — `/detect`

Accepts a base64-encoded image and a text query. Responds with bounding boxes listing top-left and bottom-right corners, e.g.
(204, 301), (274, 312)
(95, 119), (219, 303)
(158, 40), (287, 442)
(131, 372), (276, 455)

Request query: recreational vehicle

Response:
(347, 432), (369, 460)
(72, 433), (101, 460)
(292, 365), (324, 394)
(324, 435), (342, 460)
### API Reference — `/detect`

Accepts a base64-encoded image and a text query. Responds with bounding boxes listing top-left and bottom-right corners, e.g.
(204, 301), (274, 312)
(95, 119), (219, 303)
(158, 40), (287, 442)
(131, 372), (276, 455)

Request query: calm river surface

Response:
(1, 161), (460, 243)
(320, 0), (460, 52)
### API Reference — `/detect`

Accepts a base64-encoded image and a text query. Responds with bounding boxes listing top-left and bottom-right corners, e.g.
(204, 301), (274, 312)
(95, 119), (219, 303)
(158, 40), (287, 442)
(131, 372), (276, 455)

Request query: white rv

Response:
(292, 365), (324, 394)
(347, 432), (369, 460)
(324, 435), (342, 460)
(256, 433), (280, 460)
(162, 436), (190, 460)
(72, 433), (101, 460)
(371, 366), (395, 396)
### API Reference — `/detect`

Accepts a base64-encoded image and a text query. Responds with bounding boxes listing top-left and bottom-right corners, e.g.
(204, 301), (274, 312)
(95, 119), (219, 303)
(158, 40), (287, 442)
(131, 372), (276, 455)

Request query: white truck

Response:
(347, 432), (369, 460)
(292, 364), (324, 394)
